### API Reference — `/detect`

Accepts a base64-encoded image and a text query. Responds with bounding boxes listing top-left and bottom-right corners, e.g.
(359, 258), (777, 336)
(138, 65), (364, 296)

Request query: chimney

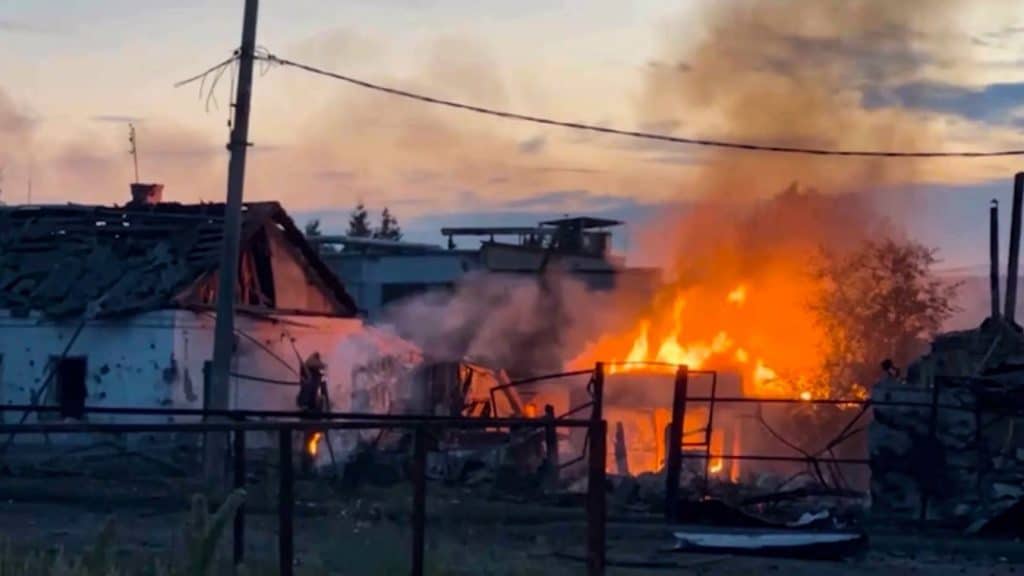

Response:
(991, 199), (1001, 320)
(1005, 173), (1023, 324)
(129, 183), (164, 207)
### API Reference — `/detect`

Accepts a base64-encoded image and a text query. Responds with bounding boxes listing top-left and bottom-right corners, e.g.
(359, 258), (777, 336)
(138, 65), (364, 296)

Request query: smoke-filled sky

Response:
(4, 0), (1024, 269)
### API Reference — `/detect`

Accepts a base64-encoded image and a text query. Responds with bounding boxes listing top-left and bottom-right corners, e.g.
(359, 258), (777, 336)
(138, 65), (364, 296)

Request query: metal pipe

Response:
(412, 427), (428, 576)
(1005, 173), (1024, 322)
(592, 363), (605, 419)
(0, 418), (597, 435)
(278, 428), (294, 576)
(233, 430), (247, 567)
(703, 372), (718, 495)
(920, 379), (942, 523)
(586, 419), (607, 576)
(613, 422), (629, 476)
(543, 404), (559, 487)
(992, 199), (1001, 319)
(665, 366), (689, 521)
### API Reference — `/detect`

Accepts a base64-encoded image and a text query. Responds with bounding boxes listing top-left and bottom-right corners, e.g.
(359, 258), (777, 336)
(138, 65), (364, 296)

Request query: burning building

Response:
(0, 192), (423, 454)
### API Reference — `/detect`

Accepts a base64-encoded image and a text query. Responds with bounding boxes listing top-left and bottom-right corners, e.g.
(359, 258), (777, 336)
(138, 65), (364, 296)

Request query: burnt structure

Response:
(870, 174), (1024, 527)
(0, 197), (426, 456)
(0, 201), (356, 318)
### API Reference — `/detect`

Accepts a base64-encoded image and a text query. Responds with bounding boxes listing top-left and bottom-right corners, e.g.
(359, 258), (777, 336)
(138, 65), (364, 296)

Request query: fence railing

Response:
(4, 363), (1020, 573)
(0, 409), (606, 576)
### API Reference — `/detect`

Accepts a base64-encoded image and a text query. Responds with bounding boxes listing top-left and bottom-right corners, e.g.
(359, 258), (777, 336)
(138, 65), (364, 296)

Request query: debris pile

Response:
(870, 319), (1024, 529)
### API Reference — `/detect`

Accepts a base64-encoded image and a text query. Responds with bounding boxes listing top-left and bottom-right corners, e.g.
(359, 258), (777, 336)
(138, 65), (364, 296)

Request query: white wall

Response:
(0, 310), (188, 446)
(0, 309), (423, 454)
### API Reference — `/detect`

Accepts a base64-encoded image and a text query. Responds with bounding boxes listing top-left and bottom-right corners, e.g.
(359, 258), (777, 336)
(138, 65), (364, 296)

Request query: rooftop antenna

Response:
(128, 123), (140, 183)
(26, 159), (32, 204)
(0, 165), (5, 205)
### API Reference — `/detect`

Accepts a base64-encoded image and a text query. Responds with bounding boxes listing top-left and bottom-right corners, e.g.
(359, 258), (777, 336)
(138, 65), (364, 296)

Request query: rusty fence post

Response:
(543, 404), (559, 487)
(585, 362), (606, 575)
(591, 363), (605, 421)
(586, 418), (607, 576)
(920, 380), (942, 523)
(702, 371), (718, 497)
(665, 365), (689, 522)
(233, 429), (247, 567)
(278, 428), (294, 576)
(412, 426), (428, 576)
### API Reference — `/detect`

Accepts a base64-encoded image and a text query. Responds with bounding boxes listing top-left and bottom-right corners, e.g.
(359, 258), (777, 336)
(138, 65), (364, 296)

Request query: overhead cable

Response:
(253, 52), (1024, 159)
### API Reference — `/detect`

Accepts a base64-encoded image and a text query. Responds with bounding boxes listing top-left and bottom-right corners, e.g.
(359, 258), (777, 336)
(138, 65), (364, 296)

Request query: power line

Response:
(174, 54), (238, 88)
(252, 52), (1024, 159)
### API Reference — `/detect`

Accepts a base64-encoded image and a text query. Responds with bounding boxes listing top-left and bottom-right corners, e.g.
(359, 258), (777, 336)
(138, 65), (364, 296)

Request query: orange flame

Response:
(708, 429), (725, 474)
(307, 432), (323, 457)
(726, 285), (747, 305)
(571, 275), (863, 479)
(577, 283), (824, 398)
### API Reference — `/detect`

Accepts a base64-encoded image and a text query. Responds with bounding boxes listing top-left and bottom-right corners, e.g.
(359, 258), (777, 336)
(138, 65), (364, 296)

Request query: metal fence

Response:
(2, 362), (1018, 574)
(491, 362), (1017, 522)
(0, 408), (606, 576)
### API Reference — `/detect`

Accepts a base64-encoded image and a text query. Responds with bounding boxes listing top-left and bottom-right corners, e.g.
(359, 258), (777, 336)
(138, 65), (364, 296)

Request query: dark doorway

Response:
(54, 357), (88, 419)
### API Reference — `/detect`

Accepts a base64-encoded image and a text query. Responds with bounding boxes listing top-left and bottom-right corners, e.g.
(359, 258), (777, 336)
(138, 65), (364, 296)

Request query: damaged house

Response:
(0, 186), (423, 451)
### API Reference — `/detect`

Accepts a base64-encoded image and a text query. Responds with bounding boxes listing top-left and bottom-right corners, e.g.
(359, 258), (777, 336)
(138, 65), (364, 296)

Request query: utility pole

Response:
(128, 123), (140, 183)
(206, 0), (259, 488)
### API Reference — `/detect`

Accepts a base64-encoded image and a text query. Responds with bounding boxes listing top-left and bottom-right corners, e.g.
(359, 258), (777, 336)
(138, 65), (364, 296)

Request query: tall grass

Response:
(0, 490), (245, 576)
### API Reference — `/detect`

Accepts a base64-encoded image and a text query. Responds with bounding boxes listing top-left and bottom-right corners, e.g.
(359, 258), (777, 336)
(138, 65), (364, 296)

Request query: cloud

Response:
(91, 115), (145, 124)
(0, 88), (35, 176)
(0, 90), (33, 134)
(647, 60), (691, 73)
(864, 81), (1024, 124)
(0, 19), (60, 35)
(639, 0), (1024, 197)
(528, 166), (605, 175)
(647, 154), (707, 167)
(518, 134), (546, 155)
(636, 119), (681, 134)
(315, 169), (358, 182)
(502, 189), (620, 211)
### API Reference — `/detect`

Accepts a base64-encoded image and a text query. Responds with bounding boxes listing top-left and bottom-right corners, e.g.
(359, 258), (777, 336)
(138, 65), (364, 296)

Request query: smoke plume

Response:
(381, 270), (627, 376)
(641, 0), (1018, 206)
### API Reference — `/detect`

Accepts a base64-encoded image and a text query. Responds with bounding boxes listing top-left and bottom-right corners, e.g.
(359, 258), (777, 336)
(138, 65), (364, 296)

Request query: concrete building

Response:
(0, 195), (421, 451)
(314, 217), (661, 321)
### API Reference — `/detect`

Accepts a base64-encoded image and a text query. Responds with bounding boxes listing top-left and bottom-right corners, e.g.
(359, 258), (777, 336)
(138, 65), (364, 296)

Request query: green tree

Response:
(304, 218), (336, 255)
(374, 207), (403, 241)
(347, 202), (372, 237)
(812, 237), (959, 396)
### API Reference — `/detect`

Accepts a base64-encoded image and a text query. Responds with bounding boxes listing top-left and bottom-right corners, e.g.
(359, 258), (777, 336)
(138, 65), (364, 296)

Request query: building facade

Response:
(0, 199), (421, 451)
(315, 217), (661, 321)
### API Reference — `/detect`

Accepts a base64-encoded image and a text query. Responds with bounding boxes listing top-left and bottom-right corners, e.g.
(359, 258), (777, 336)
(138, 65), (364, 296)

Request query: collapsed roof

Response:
(0, 202), (357, 318)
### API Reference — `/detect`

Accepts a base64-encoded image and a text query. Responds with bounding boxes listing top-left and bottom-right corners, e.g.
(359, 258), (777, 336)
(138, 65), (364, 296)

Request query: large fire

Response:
(567, 262), (858, 479)
(571, 278), (829, 399)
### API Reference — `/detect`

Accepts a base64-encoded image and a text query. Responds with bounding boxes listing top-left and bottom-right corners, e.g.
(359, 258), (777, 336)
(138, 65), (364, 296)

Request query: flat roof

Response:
(539, 216), (622, 228)
(442, 217), (622, 237)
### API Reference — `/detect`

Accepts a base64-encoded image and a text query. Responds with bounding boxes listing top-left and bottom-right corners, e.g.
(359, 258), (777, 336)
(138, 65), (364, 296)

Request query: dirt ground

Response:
(0, 473), (1022, 576)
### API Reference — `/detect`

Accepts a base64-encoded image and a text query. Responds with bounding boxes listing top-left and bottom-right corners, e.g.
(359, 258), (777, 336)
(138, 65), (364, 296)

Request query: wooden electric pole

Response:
(206, 0), (260, 487)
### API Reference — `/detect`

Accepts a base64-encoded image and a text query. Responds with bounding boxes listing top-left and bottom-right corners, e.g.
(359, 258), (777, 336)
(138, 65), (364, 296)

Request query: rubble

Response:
(870, 319), (1024, 528)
